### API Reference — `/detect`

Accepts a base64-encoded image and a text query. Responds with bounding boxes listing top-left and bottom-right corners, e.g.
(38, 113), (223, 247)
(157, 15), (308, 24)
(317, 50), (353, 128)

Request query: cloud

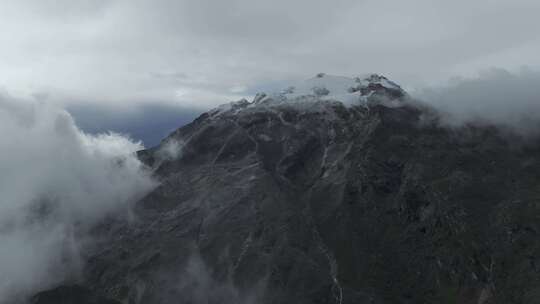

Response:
(1, 1), (540, 108)
(155, 138), (184, 163)
(413, 68), (540, 134)
(172, 253), (266, 304)
(0, 95), (157, 303)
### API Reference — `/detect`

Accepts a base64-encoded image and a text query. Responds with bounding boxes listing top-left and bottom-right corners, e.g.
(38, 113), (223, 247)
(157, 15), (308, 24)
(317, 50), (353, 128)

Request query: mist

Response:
(172, 253), (266, 304)
(414, 68), (540, 134)
(0, 95), (157, 303)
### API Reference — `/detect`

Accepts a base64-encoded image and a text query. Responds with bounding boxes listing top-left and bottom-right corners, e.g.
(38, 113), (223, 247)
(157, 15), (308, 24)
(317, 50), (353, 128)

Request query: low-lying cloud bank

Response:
(414, 68), (540, 134)
(0, 95), (157, 303)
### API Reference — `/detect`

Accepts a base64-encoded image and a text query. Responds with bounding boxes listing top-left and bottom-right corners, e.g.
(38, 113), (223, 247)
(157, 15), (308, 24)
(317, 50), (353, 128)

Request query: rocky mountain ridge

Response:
(32, 74), (540, 304)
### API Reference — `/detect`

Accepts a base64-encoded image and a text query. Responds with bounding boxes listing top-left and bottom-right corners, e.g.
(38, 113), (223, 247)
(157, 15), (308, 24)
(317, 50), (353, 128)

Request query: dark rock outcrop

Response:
(31, 285), (120, 304)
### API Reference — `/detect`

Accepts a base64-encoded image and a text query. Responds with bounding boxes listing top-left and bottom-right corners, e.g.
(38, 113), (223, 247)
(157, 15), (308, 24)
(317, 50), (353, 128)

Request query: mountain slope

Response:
(36, 74), (540, 304)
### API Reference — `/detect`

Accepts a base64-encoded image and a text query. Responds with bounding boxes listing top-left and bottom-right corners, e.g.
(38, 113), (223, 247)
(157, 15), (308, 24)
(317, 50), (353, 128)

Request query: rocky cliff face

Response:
(34, 74), (540, 303)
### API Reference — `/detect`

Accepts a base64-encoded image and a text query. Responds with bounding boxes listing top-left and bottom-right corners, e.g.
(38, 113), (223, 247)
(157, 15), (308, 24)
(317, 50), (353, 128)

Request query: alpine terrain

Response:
(32, 74), (540, 304)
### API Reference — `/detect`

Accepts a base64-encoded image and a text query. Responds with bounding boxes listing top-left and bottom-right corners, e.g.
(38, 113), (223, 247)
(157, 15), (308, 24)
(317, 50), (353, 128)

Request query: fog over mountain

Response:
(0, 95), (156, 303)
(64, 68), (540, 147)
(1, 1), (540, 303)
(1, 71), (540, 303)
(413, 68), (540, 135)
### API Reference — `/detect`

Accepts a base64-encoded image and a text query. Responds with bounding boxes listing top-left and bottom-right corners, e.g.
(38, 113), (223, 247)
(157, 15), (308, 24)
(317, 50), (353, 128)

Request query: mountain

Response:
(34, 74), (540, 304)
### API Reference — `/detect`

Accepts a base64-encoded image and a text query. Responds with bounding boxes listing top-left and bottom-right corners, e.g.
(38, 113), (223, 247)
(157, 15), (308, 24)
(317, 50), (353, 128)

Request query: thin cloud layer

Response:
(415, 68), (540, 134)
(0, 95), (157, 303)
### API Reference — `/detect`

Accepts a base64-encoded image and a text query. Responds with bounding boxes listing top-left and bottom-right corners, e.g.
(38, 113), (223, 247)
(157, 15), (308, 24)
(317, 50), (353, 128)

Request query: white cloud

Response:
(155, 138), (184, 164)
(414, 68), (540, 134)
(0, 95), (157, 302)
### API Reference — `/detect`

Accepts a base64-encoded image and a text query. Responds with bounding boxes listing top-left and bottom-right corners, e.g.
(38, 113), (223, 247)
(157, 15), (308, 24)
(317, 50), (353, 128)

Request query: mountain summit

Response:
(213, 73), (407, 118)
(34, 75), (540, 304)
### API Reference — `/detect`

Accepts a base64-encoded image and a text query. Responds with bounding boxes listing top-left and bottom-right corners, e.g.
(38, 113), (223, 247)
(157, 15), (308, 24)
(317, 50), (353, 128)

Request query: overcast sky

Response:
(1, 0), (540, 109)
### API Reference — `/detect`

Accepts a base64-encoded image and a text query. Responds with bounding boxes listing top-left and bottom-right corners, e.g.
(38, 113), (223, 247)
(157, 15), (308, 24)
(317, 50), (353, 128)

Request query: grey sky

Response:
(1, 0), (540, 109)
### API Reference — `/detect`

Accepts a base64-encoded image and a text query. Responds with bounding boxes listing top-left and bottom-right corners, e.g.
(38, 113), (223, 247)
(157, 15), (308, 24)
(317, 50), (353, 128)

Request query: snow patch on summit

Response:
(210, 73), (407, 118)
(261, 73), (406, 106)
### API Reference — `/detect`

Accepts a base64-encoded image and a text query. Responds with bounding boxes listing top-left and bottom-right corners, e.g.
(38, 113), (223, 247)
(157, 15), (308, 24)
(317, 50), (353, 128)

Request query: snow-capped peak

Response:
(211, 73), (407, 117)
(256, 73), (406, 106)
